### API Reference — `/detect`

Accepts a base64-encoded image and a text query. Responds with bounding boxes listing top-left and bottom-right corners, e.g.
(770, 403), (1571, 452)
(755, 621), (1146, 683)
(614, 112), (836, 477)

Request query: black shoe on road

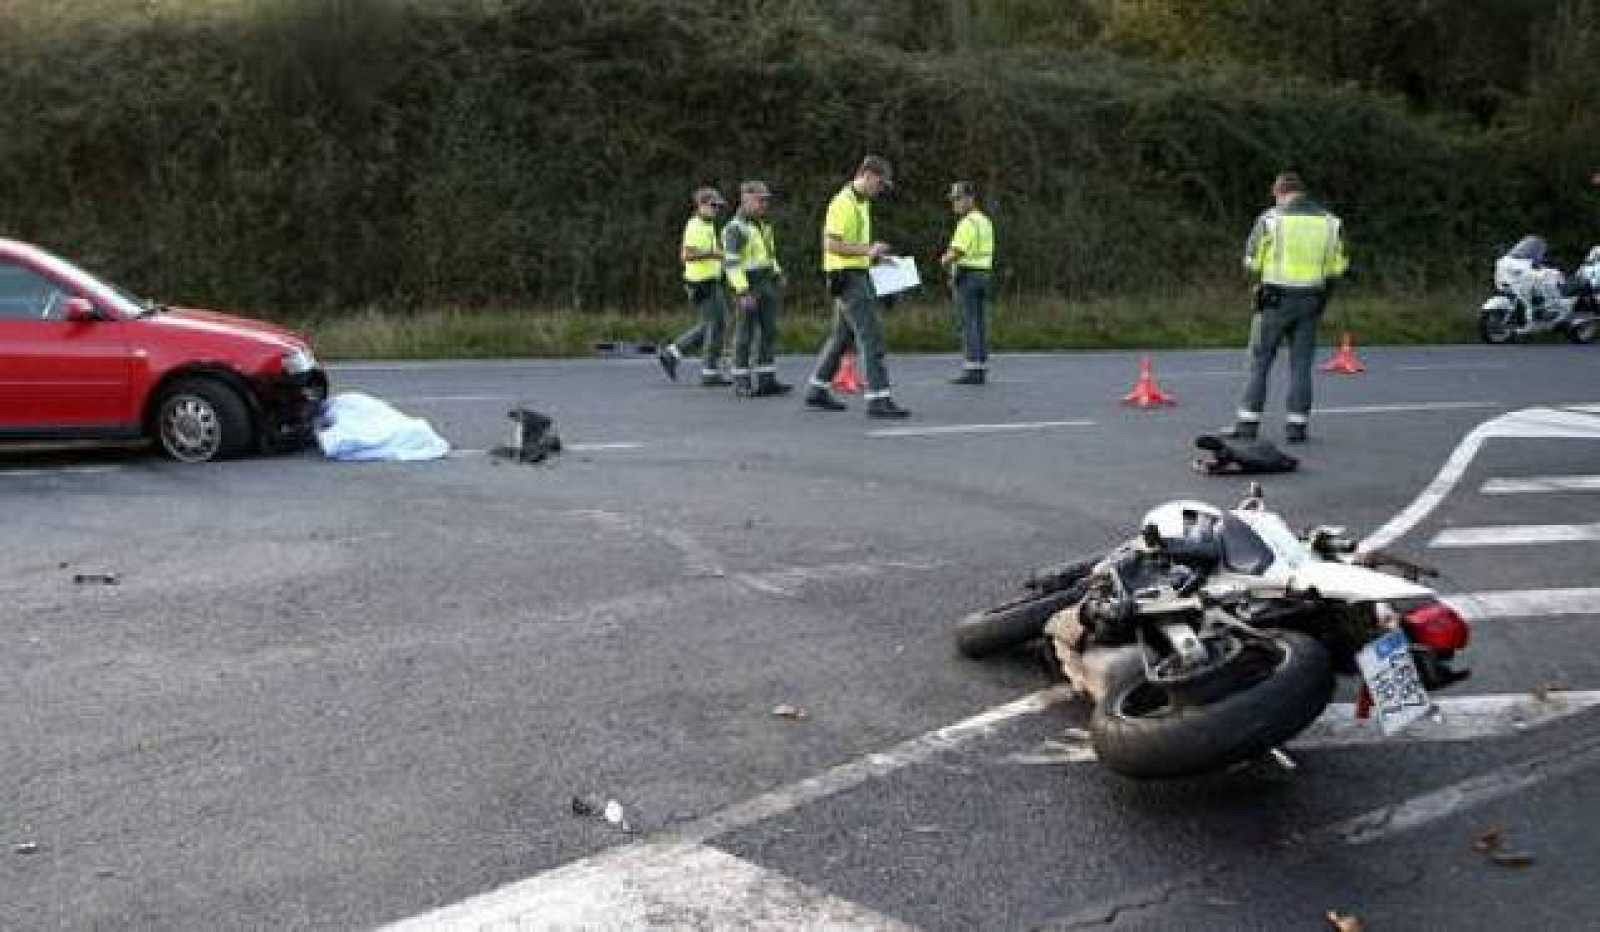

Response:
(1222, 422), (1259, 441)
(657, 348), (679, 382)
(1285, 424), (1308, 444)
(949, 369), (986, 385)
(867, 397), (911, 419)
(733, 375), (754, 397)
(804, 387), (847, 411)
(700, 373), (734, 387)
(753, 374), (793, 397)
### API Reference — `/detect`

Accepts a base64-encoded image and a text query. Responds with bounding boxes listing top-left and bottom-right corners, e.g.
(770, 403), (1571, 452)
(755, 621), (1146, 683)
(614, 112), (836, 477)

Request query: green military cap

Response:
(858, 154), (894, 187)
(739, 180), (772, 198)
(947, 181), (976, 200)
(693, 186), (727, 207)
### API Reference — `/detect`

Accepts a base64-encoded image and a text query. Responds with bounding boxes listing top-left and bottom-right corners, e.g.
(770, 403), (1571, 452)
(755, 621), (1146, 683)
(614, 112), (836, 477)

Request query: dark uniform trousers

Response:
(1240, 286), (1326, 420)
(672, 280), (729, 373)
(954, 270), (992, 367)
(810, 270), (890, 393)
(732, 271), (781, 372)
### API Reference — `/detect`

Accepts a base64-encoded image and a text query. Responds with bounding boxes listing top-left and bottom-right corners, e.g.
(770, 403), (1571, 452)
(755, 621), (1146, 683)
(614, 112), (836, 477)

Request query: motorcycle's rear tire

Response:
(955, 582), (1087, 659)
(1566, 318), (1598, 344)
(1089, 631), (1334, 779)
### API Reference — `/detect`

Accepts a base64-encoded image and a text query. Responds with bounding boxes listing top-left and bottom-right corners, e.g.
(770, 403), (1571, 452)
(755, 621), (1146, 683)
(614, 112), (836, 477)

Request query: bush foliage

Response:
(0, 0), (1594, 318)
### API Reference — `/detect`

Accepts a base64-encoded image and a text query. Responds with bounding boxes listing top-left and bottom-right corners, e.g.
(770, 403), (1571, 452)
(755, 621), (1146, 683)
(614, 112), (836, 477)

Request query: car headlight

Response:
(282, 348), (317, 376)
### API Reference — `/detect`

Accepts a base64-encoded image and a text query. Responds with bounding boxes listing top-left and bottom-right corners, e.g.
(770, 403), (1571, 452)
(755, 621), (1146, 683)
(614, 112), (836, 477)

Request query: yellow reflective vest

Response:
(822, 184), (871, 272)
(1244, 197), (1348, 289)
(948, 209), (994, 271)
(682, 216), (722, 283)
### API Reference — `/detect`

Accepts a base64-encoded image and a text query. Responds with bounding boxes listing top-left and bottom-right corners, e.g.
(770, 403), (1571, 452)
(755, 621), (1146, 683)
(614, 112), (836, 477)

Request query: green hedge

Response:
(0, 0), (1588, 318)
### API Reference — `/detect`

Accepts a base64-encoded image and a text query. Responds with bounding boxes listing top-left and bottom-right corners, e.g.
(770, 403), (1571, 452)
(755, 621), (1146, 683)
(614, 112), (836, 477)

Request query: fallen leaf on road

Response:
(1472, 827), (1504, 853)
(1326, 910), (1364, 931)
(771, 704), (809, 720)
(571, 795), (601, 817)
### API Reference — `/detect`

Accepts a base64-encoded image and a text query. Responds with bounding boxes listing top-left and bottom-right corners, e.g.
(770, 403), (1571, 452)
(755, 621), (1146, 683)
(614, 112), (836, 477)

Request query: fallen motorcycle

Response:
(955, 486), (1472, 778)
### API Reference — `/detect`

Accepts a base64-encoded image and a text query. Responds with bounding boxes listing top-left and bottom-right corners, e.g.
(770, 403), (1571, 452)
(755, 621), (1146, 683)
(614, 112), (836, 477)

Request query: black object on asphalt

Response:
(1192, 434), (1298, 475)
(496, 407), (562, 464)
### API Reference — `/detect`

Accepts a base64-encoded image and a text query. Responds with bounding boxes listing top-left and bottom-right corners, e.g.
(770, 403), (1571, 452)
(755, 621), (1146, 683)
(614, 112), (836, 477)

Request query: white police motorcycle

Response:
(1478, 235), (1599, 344)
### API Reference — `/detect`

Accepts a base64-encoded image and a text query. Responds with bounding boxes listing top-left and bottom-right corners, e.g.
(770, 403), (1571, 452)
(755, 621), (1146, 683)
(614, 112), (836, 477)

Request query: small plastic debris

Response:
(14, 842), (39, 855)
(1326, 910), (1364, 931)
(1490, 851), (1535, 868)
(72, 572), (120, 586)
(603, 800), (625, 825)
(1472, 827), (1504, 853)
(1268, 748), (1298, 772)
(94, 869), (115, 879)
(771, 704), (809, 720)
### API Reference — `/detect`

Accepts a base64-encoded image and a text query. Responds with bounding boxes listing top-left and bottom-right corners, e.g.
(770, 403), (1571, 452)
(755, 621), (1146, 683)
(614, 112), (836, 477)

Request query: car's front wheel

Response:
(156, 377), (253, 463)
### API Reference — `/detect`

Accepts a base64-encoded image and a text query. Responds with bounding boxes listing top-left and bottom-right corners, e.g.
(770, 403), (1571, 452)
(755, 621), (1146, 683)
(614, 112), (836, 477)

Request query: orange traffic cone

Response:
(1122, 356), (1176, 407)
(832, 352), (864, 395)
(1321, 332), (1367, 374)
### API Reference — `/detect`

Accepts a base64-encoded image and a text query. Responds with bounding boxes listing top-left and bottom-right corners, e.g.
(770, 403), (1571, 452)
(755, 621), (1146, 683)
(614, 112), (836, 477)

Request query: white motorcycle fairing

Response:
(1480, 294), (1515, 313)
(1220, 508), (1434, 602)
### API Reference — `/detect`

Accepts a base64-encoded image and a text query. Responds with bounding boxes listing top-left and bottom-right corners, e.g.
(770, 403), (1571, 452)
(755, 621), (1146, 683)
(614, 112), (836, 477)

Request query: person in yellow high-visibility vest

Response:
(939, 181), (995, 385)
(722, 180), (792, 397)
(802, 155), (908, 419)
(1232, 172), (1349, 444)
(658, 187), (733, 386)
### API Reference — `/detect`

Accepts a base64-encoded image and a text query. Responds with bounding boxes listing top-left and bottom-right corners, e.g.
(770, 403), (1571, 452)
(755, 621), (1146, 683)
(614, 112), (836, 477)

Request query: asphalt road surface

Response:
(4, 343), (1599, 930)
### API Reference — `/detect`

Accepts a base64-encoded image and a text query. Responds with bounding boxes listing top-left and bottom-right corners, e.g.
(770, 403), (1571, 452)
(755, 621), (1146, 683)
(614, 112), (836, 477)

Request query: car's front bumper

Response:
(256, 368), (329, 450)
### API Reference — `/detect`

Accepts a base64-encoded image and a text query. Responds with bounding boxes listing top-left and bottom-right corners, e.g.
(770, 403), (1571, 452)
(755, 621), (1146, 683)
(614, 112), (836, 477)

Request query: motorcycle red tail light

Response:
(1403, 601), (1471, 652)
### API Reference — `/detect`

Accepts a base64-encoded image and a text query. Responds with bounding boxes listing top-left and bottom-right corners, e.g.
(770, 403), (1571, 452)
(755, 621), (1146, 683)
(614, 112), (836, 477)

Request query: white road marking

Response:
(1482, 475), (1600, 494)
(1004, 691), (1600, 765)
(1361, 405), (1600, 553)
(1324, 730), (1600, 846)
(384, 842), (915, 932)
(867, 419), (1095, 438)
(1318, 401), (1500, 415)
(0, 466), (123, 478)
(384, 686), (1072, 930)
(1430, 522), (1600, 548)
(1395, 363), (1510, 372)
(567, 442), (645, 452)
(390, 394), (512, 403)
(1443, 588), (1600, 620)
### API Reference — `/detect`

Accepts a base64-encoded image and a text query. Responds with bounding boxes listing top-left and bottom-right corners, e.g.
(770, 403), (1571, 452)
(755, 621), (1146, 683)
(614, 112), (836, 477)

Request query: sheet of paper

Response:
(869, 256), (920, 297)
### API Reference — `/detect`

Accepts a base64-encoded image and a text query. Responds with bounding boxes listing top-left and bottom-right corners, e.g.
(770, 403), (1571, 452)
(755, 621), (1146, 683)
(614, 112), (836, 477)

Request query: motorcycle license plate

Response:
(1356, 630), (1431, 736)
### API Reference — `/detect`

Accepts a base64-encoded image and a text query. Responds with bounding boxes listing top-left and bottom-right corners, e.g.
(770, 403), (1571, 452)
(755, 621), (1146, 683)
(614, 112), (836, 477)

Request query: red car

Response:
(0, 238), (328, 462)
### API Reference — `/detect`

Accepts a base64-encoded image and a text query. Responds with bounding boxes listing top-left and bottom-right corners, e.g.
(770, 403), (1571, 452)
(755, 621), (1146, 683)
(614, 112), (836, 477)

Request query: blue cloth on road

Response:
(315, 392), (450, 462)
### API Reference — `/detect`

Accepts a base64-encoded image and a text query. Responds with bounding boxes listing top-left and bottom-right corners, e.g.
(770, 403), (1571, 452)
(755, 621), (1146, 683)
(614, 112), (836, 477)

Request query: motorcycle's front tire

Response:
(1089, 631), (1334, 779)
(954, 581), (1087, 659)
(1478, 310), (1515, 344)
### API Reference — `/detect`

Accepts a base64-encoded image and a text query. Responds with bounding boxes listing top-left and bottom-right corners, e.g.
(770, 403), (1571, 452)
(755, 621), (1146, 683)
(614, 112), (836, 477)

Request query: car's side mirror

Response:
(62, 297), (98, 322)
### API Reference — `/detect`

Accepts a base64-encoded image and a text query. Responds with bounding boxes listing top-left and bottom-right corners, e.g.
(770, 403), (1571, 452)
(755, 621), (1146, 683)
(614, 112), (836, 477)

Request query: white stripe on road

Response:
(1318, 401), (1500, 415)
(1482, 475), (1600, 494)
(1326, 730), (1600, 846)
(867, 420), (1095, 438)
(385, 842), (915, 932)
(1361, 405), (1600, 553)
(1395, 363), (1510, 372)
(1005, 691), (1600, 765)
(384, 686), (1073, 930)
(0, 466), (123, 478)
(1430, 522), (1600, 548)
(1443, 588), (1600, 620)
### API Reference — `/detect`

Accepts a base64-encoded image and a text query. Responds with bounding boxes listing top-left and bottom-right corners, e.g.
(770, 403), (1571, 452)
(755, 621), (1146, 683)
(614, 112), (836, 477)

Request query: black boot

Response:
(949, 368), (986, 385)
(1285, 423), (1308, 444)
(752, 372), (793, 397)
(656, 347), (680, 382)
(700, 372), (733, 387)
(1224, 421), (1259, 441)
(804, 387), (846, 411)
(733, 374), (754, 397)
(867, 397), (911, 419)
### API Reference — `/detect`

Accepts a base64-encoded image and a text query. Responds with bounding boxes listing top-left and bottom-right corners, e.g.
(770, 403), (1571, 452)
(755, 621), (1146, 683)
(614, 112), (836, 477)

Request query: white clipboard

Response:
(869, 256), (920, 297)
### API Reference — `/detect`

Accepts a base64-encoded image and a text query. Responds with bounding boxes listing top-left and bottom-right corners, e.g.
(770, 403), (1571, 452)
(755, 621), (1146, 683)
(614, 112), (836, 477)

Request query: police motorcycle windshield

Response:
(1507, 235), (1548, 263)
